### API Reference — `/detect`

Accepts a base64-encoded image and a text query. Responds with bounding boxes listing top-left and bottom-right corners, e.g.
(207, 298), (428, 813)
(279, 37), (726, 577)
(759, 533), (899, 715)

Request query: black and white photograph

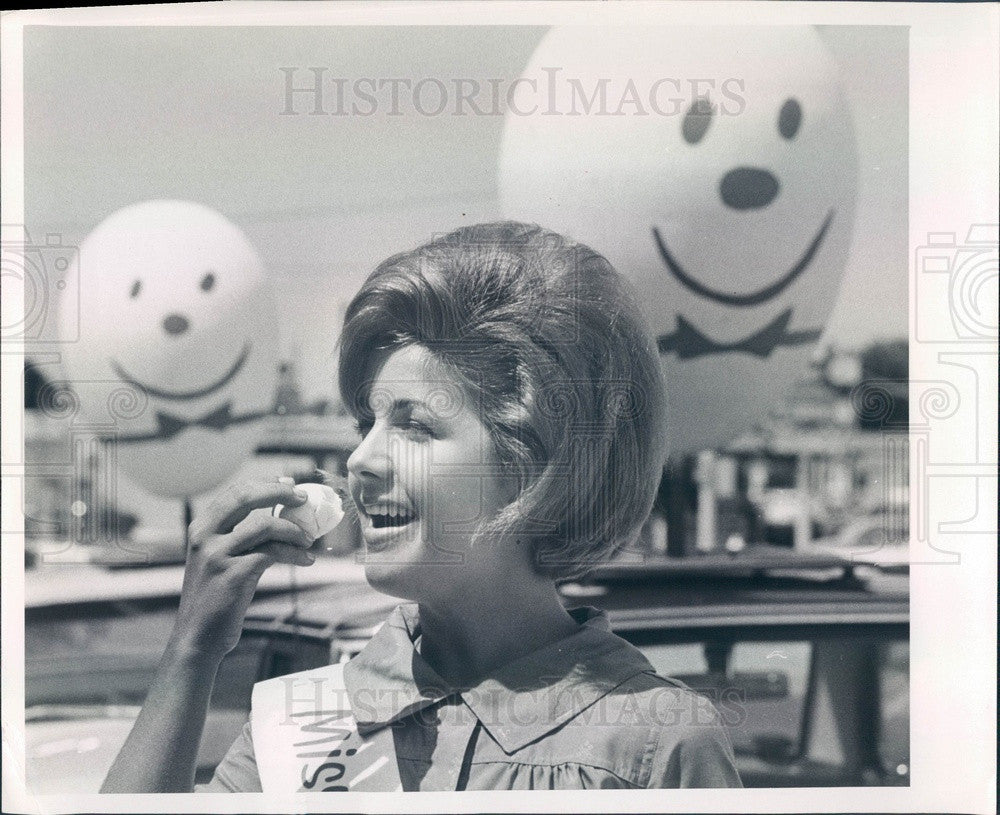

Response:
(1, 2), (996, 813)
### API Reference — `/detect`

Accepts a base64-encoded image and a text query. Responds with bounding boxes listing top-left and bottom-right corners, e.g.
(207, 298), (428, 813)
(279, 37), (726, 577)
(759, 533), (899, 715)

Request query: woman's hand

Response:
(102, 478), (314, 793)
(168, 478), (315, 661)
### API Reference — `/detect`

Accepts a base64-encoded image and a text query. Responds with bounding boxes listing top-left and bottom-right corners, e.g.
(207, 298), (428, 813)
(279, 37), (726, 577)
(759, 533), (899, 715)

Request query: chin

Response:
(361, 547), (466, 605)
(362, 559), (418, 601)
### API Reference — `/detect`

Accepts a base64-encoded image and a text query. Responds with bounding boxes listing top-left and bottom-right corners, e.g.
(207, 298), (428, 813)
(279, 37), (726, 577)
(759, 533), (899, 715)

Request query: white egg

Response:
(279, 483), (345, 541)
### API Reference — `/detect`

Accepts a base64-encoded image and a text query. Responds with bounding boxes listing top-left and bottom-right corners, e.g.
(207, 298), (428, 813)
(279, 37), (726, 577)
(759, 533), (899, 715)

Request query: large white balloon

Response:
(499, 26), (857, 453)
(57, 200), (279, 498)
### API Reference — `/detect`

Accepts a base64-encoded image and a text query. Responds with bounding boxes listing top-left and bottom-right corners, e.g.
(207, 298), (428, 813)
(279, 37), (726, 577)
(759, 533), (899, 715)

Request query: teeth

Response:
(366, 505), (411, 518)
(365, 505), (414, 529)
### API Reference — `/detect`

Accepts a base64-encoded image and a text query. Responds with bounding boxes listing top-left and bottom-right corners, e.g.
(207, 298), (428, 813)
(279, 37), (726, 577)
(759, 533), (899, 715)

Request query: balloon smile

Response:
(652, 210), (835, 308)
(111, 342), (251, 401)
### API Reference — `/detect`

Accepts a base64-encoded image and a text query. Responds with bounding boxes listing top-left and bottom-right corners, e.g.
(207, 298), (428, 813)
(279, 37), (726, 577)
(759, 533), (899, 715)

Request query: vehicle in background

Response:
(810, 512), (910, 570)
(811, 486), (910, 570)
(24, 547), (908, 791)
(757, 488), (837, 547)
(23, 558), (377, 793)
(565, 551), (908, 786)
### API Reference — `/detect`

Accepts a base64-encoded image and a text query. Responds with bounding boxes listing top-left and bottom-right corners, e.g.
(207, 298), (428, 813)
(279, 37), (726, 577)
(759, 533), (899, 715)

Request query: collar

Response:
(342, 603), (655, 754)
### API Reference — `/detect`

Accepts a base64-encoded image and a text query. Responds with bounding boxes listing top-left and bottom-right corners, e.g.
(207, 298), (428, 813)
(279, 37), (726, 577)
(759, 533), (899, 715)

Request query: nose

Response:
(719, 167), (780, 210)
(162, 313), (190, 336)
(346, 423), (392, 486)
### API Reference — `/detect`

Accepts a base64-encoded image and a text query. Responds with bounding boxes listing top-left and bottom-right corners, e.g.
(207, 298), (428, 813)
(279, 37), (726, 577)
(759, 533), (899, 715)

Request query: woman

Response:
(102, 222), (741, 793)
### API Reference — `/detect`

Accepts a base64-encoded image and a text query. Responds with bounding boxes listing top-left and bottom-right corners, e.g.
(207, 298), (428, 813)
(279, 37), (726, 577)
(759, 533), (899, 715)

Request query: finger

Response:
(242, 541), (316, 572)
(226, 512), (314, 555)
(199, 480), (308, 536)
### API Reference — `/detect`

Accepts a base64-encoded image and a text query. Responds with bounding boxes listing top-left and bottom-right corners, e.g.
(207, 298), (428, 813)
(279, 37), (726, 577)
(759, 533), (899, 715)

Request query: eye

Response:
(682, 95), (713, 145)
(778, 98), (802, 140)
(401, 419), (433, 440)
(129, 280), (141, 299)
(200, 271), (216, 292)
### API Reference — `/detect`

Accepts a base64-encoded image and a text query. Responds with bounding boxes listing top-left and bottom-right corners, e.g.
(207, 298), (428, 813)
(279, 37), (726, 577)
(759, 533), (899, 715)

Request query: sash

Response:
(251, 663), (403, 792)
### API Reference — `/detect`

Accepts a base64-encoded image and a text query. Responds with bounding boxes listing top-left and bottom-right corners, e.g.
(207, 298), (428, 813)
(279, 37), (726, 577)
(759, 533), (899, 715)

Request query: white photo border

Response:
(2, 2), (997, 814)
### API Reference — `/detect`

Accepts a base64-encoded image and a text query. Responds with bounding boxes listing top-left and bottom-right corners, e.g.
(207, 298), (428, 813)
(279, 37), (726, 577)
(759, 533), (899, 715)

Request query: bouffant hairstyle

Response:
(338, 222), (667, 580)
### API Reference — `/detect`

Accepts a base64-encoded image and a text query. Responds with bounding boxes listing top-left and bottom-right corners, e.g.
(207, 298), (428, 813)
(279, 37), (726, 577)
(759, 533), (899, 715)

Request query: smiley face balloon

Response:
(499, 26), (857, 453)
(58, 200), (279, 498)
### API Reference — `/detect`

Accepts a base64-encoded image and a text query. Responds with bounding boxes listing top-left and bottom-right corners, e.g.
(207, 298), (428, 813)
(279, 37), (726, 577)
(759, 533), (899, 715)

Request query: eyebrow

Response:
(391, 398), (429, 413)
(364, 397), (432, 415)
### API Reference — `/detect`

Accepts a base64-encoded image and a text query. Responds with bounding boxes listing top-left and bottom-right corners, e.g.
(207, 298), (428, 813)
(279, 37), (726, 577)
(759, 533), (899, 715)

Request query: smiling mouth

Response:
(360, 511), (418, 553)
(369, 512), (416, 529)
(652, 210), (834, 308)
(110, 342), (251, 401)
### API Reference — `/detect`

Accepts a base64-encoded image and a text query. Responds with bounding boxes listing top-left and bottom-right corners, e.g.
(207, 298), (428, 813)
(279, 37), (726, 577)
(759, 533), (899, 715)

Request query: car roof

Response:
(27, 546), (905, 636)
(581, 545), (908, 579)
(25, 558), (366, 610)
(242, 547), (908, 638)
(565, 571), (908, 631)
(243, 578), (398, 637)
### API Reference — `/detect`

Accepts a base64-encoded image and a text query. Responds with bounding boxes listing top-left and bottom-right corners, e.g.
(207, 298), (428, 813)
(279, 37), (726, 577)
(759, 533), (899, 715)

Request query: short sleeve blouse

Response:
(198, 603), (742, 791)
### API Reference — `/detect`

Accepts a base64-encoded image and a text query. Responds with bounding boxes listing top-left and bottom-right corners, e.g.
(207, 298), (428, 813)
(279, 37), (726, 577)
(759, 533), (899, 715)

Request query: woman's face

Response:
(346, 344), (519, 602)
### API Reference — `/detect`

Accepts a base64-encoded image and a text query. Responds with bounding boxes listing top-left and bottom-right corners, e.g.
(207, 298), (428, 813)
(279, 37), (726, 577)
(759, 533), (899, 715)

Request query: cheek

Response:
(390, 442), (432, 500)
(419, 470), (506, 534)
(433, 475), (487, 511)
(410, 435), (507, 518)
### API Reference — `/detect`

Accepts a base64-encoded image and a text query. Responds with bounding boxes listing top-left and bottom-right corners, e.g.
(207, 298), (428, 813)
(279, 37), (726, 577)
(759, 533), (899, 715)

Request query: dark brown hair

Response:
(339, 222), (667, 579)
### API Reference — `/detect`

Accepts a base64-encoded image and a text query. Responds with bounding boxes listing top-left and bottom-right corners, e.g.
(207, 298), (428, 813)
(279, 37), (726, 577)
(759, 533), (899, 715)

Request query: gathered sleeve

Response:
(647, 704), (743, 788)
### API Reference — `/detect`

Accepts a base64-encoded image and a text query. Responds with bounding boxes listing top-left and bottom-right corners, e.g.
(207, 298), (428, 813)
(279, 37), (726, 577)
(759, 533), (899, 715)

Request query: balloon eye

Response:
(130, 280), (141, 299)
(200, 272), (216, 292)
(779, 98), (802, 140)
(682, 96), (713, 145)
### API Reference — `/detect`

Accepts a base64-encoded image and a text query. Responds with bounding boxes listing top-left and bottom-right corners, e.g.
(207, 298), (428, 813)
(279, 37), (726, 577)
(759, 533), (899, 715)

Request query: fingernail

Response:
(293, 487), (308, 500)
(277, 476), (295, 485)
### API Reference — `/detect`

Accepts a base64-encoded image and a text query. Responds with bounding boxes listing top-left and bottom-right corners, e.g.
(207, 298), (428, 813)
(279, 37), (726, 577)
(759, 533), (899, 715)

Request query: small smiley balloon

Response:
(499, 26), (858, 453)
(57, 200), (279, 498)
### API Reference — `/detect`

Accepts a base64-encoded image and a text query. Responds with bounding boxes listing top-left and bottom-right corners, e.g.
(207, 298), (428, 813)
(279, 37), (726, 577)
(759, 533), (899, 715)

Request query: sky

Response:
(20, 23), (910, 530)
(23, 24), (908, 404)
